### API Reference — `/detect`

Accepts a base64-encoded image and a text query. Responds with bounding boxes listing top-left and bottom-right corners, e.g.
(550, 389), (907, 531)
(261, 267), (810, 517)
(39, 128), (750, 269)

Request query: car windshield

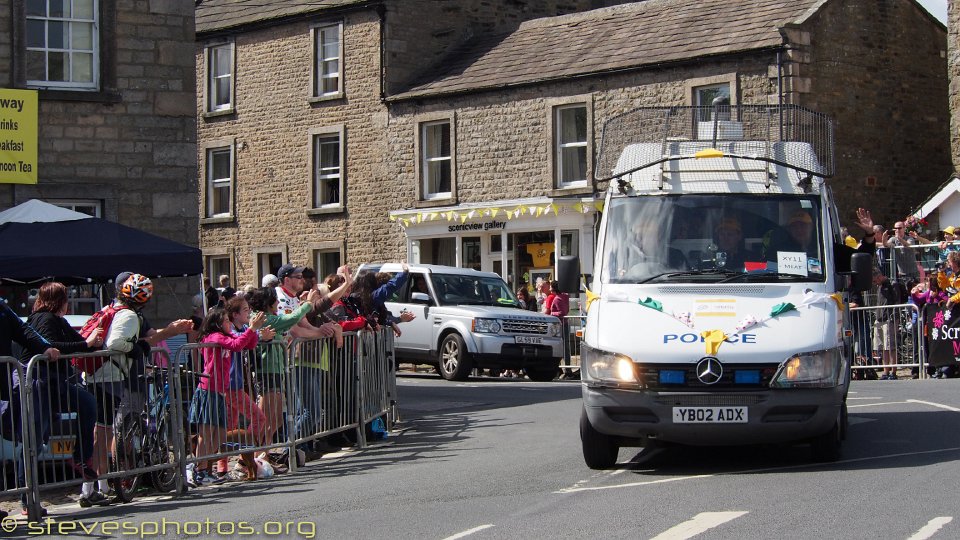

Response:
(430, 273), (521, 307)
(600, 194), (826, 284)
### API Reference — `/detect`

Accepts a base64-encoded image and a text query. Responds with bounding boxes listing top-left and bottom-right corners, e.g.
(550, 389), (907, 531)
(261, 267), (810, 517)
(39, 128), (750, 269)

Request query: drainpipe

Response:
(777, 47), (784, 141)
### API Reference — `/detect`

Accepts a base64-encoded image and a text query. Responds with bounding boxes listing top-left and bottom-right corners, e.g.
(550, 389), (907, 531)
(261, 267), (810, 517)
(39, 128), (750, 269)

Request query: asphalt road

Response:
(7, 376), (960, 540)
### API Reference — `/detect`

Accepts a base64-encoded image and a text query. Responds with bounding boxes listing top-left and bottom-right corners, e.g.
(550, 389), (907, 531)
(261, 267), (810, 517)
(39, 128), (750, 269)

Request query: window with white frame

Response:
(555, 104), (588, 187)
(25, 0), (99, 89)
(313, 133), (342, 208)
(694, 83), (731, 121)
(207, 43), (234, 112)
(313, 249), (341, 279)
(208, 256), (231, 286)
(422, 120), (451, 199)
(313, 23), (342, 97)
(46, 199), (101, 217)
(205, 146), (233, 218)
(257, 252), (283, 283)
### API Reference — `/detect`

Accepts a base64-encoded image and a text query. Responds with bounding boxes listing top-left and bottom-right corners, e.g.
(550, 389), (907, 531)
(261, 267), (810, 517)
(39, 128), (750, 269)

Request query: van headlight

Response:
(771, 347), (843, 388)
(582, 343), (637, 383)
(547, 321), (561, 337)
(472, 318), (501, 334)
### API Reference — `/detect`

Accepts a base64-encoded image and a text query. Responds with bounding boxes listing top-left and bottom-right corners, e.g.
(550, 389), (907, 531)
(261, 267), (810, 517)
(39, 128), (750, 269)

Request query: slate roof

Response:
(195, 0), (374, 35)
(389, 0), (828, 100)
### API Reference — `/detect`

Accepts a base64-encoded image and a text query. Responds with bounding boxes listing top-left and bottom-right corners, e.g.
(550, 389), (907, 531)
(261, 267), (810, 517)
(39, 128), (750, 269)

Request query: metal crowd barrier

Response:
(849, 303), (922, 379)
(11, 327), (397, 521)
(560, 316), (586, 373)
(356, 330), (394, 440)
(0, 357), (31, 514)
(20, 349), (183, 521)
(288, 334), (362, 469)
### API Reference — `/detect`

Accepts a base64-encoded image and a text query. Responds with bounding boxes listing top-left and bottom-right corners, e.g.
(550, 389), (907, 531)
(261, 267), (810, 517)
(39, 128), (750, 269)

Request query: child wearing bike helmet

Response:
(188, 306), (272, 487)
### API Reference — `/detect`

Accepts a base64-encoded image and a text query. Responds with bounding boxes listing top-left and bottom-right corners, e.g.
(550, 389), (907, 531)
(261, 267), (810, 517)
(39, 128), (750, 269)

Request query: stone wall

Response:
(0, 0), (198, 324)
(386, 57), (775, 206)
(196, 10), (396, 285)
(799, 0), (950, 227)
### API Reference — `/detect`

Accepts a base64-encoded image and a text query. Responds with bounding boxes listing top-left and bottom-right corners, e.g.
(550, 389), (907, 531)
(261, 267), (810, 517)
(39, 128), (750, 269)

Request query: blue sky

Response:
(917, 0), (947, 24)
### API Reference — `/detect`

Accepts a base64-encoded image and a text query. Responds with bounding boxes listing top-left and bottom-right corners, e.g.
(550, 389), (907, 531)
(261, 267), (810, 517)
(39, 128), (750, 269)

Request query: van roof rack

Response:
(595, 105), (834, 192)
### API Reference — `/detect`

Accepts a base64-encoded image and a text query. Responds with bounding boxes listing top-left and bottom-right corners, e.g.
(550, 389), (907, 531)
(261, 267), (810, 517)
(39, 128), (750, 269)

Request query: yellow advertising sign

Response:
(0, 88), (38, 184)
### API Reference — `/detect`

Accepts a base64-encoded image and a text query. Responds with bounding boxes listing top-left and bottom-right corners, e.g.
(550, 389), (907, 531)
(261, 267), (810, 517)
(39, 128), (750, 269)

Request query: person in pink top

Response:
(188, 306), (274, 486)
(542, 280), (570, 318)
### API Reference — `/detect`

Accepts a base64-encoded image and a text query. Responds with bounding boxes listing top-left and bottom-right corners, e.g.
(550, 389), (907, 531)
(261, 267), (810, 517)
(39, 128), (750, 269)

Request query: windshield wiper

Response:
(637, 269), (740, 284)
(718, 271), (811, 283)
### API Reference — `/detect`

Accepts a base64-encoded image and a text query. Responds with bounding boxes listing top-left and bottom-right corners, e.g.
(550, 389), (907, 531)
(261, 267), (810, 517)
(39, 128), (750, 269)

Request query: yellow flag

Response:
(536, 207), (544, 217)
(491, 208), (499, 217)
(701, 329), (728, 356)
(460, 214), (468, 223)
(389, 214), (396, 222)
(573, 202), (584, 213)
(594, 201), (604, 212)
(551, 203), (559, 216)
(416, 213), (423, 223)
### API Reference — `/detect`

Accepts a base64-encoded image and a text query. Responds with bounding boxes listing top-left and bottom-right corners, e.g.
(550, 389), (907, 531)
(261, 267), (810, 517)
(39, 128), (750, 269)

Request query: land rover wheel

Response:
(580, 408), (618, 470)
(438, 333), (472, 381)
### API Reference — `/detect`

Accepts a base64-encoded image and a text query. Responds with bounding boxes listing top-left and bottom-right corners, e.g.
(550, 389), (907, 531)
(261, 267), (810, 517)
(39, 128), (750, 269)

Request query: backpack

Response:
(75, 304), (129, 375)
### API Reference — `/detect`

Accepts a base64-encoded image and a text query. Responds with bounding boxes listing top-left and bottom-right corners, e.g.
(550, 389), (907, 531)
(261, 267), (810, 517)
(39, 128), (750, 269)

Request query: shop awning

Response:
(388, 196), (602, 229)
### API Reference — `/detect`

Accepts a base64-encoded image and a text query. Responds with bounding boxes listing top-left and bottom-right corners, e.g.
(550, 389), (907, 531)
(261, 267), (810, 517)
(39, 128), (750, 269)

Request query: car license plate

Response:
(515, 336), (543, 345)
(52, 439), (75, 455)
(672, 407), (748, 424)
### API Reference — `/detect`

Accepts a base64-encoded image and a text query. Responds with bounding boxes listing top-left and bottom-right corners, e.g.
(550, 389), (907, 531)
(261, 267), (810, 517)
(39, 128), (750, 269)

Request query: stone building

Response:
(0, 0), (197, 323)
(194, 0), (631, 286)
(386, 0), (950, 285)
(197, 0), (949, 290)
(951, 0), (960, 170)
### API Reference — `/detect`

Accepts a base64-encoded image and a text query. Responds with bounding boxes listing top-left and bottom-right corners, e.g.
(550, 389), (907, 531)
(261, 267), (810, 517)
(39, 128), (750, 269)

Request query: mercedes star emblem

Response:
(696, 357), (723, 385)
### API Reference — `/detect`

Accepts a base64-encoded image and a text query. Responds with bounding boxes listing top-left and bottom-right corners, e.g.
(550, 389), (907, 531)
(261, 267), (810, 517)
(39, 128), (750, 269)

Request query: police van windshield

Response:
(430, 273), (521, 307)
(601, 194), (825, 284)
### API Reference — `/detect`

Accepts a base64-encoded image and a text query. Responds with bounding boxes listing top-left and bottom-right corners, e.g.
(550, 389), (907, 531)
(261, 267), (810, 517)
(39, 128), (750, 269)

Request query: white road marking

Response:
(441, 524), (494, 540)
(907, 399), (960, 412)
(907, 517), (953, 540)
(648, 511), (748, 540)
(556, 447), (960, 494)
(848, 396), (883, 400)
(848, 401), (910, 408)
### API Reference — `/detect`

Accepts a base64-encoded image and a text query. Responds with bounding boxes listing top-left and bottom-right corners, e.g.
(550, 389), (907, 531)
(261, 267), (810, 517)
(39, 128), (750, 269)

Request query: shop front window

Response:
(462, 237), (481, 270)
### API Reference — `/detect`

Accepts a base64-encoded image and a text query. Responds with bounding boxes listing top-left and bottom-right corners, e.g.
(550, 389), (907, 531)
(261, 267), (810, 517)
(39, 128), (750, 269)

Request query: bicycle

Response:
(109, 363), (183, 502)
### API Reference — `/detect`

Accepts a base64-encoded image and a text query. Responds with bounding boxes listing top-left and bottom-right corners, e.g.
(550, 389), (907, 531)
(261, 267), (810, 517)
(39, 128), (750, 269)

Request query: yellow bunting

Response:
(491, 208), (500, 217)
(536, 207), (544, 217)
(460, 214), (468, 223)
(400, 219), (409, 228)
(467, 210), (476, 219)
(700, 329), (728, 356)
(519, 205), (528, 215)
(551, 203), (559, 216)
(389, 215), (396, 222)
(594, 201), (605, 212)
(584, 287), (600, 312)
(416, 213), (423, 223)
(573, 202), (584, 213)
(430, 212), (439, 221)
(830, 293), (844, 311)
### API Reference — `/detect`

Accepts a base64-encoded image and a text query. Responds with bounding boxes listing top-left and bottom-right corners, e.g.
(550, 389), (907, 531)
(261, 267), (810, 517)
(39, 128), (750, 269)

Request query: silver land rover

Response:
(374, 263), (563, 381)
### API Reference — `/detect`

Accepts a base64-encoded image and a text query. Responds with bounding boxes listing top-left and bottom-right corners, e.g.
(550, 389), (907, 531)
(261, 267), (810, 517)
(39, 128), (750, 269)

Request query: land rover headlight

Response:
(582, 343), (637, 383)
(771, 348), (843, 388)
(547, 321), (561, 337)
(472, 318), (501, 334)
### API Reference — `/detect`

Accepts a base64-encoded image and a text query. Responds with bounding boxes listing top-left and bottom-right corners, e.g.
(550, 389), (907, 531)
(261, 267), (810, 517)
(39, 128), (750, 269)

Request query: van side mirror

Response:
(851, 253), (872, 292)
(557, 256), (580, 294)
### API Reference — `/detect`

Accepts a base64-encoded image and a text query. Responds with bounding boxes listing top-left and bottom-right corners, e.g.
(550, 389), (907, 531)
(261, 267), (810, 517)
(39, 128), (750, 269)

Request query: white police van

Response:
(557, 105), (872, 468)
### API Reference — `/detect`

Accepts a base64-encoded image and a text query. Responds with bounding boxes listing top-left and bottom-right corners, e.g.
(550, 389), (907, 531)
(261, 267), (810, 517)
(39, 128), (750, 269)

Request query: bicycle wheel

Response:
(110, 416), (143, 503)
(149, 412), (178, 493)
